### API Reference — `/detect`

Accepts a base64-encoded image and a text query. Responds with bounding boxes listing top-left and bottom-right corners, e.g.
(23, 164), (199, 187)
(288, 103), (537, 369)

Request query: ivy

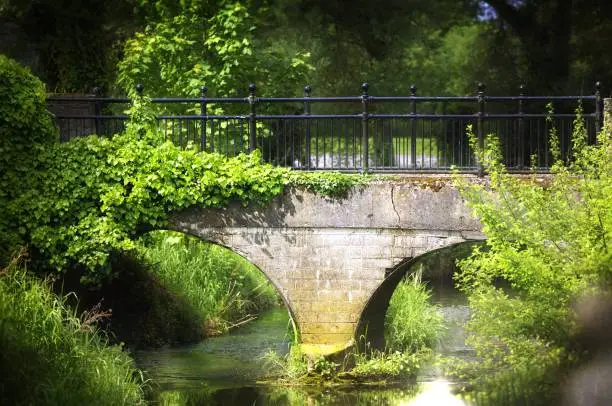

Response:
(1, 57), (366, 284)
(286, 171), (369, 198)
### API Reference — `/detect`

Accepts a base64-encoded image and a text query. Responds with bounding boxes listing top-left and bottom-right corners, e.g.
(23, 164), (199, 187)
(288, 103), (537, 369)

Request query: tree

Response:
(117, 1), (313, 99)
(0, 0), (139, 93)
(484, 0), (612, 93)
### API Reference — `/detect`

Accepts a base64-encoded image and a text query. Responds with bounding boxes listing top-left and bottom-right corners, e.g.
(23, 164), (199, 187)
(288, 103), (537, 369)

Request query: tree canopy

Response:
(1, 0), (610, 95)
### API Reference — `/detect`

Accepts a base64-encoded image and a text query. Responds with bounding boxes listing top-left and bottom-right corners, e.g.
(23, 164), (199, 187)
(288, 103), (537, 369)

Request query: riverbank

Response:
(0, 252), (146, 405)
(55, 231), (281, 350)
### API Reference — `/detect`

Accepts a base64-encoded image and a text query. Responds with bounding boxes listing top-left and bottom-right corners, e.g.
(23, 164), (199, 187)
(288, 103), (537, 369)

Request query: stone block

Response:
(300, 322), (356, 335)
(317, 311), (361, 323)
(309, 301), (363, 314)
(362, 245), (392, 259)
(316, 279), (361, 290)
(300, 332), (355, 345)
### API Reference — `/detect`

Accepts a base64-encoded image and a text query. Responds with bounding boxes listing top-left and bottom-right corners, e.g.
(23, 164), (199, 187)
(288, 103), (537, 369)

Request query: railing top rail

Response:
(46, 94), (598, 104)
(53, 112), (597, 120)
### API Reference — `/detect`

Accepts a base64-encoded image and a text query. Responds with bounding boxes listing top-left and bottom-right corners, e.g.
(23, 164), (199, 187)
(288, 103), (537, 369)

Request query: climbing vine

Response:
(0, 56), (367, 283)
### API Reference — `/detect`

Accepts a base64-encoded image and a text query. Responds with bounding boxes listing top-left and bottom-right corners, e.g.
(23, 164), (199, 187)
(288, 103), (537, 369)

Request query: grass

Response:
(0, 250), (146, 405)
(137, 230), (280, 336)
(385, 268), (447, 353)
(347, 348), (431, 381)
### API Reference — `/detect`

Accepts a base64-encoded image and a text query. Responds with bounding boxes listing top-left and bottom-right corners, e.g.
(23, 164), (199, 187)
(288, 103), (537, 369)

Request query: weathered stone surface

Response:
(168, 177), (485, 357)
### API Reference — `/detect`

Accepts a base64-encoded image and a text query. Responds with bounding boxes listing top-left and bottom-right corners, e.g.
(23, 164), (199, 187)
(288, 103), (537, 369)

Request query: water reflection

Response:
(136, 307), (290, 388)
(405, 380), (467, 406)
(154, 383), (472, 406)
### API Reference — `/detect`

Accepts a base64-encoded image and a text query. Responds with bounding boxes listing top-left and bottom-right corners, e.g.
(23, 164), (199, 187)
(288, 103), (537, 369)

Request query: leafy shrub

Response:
(448, 110), (612, 397)
(0, 252), (145, 405)
(0, 54), (57, 148)
(348, 349), (429, 380)
(0, 55), (58, 263)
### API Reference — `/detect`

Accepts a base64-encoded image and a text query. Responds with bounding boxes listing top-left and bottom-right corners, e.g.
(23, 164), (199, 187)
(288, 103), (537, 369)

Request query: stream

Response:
(134, 286), (475, 405)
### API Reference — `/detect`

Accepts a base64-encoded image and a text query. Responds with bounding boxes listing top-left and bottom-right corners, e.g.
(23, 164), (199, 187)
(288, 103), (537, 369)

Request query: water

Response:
(135, 294), (474, 405)
(135, 307), (291, 390)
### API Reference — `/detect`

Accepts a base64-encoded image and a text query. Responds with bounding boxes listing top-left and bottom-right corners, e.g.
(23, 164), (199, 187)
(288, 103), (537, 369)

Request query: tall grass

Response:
(137, 231), (280, 335)
(385, 269), (447, 352)
(0, 252), (146, 405)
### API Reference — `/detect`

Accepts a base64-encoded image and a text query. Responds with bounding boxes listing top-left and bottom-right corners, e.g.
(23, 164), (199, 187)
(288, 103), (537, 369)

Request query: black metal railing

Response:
(46, 82), (603, 173)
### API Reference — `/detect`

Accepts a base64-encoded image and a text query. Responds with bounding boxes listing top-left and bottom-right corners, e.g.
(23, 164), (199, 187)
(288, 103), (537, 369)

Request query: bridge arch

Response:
(167, 178), (484, 357)
(355, 240), (483, 351)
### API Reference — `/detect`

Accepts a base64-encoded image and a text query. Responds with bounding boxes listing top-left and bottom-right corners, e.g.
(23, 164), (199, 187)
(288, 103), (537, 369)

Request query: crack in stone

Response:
(390, 186), (401, 227)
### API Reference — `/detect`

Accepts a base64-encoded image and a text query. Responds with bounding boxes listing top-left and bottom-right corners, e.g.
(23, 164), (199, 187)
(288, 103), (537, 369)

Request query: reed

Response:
(137, 231), (280, 335)
(385, 268), (447, 352)
(0, 252), (146, 405)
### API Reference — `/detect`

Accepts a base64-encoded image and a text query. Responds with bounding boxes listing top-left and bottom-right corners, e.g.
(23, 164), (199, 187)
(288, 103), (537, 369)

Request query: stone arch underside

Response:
(355, 240), (484, 351)
(168, 178), (484, 357)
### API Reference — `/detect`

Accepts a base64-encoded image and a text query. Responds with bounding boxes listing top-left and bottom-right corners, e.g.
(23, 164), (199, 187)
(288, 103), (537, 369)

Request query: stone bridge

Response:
(168, 176), (484, 357)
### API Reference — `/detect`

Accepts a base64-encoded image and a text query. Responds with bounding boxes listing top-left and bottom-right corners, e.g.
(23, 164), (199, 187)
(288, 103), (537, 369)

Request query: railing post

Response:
(304, 85), (312, 169)
(477, 82), (486, 176)
(361, 82), (370, 173)
(248, 83), (258, 153)
(135, 83), (144, 97)
(518, 84), (525, 169)
(410, 85), (417, 169)
(200, 86), (208, 151)
(92, 87), (101, 136)
(605, 98), (612, 134)
(595, 81), (602, 139)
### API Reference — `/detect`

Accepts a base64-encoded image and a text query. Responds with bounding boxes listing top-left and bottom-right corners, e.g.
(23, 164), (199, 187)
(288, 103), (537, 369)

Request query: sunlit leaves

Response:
(451, 108), (612, 393)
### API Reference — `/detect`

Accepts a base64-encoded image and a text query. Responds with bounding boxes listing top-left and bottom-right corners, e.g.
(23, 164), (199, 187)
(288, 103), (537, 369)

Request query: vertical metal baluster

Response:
(421, 119), (425, 169)
(303, 85), (312, 169)
(200, 86), (207, 151)
(361, 82), (370, 173)
(290, 119), (295, 168)
(323, 119), (327, 168)
(518, 84), (525, 169)
(428, 119), (432, 168)
(345, 119), (349, 169)
(239, 118), (244, 153)
(248, 83), (257, 153)
(441, 103), (447, 169)
(315, 119), (319, 169)
(225, 117), (229, 157)
(410, 85), (417, 169)
(477, 82), (486, 176)
(210, 119), (215, 152)
(93, 87), (101, 136)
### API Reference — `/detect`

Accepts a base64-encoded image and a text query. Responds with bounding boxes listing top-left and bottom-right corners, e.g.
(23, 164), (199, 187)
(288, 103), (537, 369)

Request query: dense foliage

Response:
(117, 1), (313, 101)
(0, 55), (57, 262)
(3, 0), (611, 96)
(0, 252), (146, 405)
(449, 109), (612, 395)
(0, 56), (365, 284)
